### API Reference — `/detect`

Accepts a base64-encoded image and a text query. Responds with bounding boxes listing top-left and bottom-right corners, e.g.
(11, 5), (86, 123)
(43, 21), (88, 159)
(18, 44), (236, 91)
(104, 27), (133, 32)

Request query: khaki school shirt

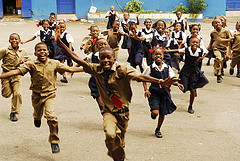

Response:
(102, 29), (125, 49)
(84, 38), (99, 55)
(18, 59), (69, 96)
(84, 62), (141, 112)
(231, 31), (240, 52)
(0, 45), (28, 72)
(210, 28), (232, 50)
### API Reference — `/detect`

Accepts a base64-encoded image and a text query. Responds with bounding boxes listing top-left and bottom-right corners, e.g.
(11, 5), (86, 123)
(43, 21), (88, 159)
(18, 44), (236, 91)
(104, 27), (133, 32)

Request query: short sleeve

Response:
(125, 65), (141, 81)
(179, 48), (185, 53)
(22, 49), (29, 58)
(18, 62), (31, 76)
(142, 66), (151, 76)
(66, 33), (74, 43)
(102, 30), (109, 36)
(34, 30), (40, 37)
(105, 11), (110, 17)
(83, 62), (95, 75)
(168, 66), (175, 77)
(55, 61), (69, 75)
(115, 12), (119, 18)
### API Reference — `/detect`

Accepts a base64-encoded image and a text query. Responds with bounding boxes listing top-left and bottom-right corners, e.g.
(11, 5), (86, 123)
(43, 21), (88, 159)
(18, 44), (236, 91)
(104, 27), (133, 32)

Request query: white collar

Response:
(188, 47), (201, 57)
(152, 62), (168, 71)
(60, 30), (67, 38)
(143, 27), (153, 33)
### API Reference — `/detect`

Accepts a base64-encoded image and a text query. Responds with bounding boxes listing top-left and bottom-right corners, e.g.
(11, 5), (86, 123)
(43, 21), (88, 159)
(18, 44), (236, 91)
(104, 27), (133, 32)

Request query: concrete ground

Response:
(0, 19), (239, 161)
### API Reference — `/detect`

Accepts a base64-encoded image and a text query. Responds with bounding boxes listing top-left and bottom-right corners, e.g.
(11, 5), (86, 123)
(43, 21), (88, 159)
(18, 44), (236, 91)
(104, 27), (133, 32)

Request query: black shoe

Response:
(60, 77), (68, 83)
(229, 68), (234, 75)
(221, 69), (224, 76)
(155, 128), (163, 138)
(236, 70), (240, 78)
(217, 75), (222, 83)
(114, 159), (124, 161)
(151, 113), (157, 120)
(223, 62), (227, 68)
(188, 106), (194, 114)
(51, 143), (60, 153)
(10, 112), (18, 122)
(34, 120), (41, 128)
(206, 60), (210, 66)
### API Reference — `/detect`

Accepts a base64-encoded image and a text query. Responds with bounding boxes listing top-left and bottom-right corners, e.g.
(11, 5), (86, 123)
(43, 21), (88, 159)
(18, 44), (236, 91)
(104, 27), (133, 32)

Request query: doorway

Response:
(3, 0), (17, 15)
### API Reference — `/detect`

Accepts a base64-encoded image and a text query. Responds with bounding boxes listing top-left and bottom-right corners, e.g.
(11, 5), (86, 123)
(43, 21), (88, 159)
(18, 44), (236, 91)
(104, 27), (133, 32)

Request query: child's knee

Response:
(2, 91), (12, 98)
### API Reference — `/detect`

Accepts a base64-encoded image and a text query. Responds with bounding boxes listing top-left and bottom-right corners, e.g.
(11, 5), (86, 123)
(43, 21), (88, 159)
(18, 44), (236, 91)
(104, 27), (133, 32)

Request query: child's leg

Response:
(157, 115), (165, 129)
(188, 89), (196, 114)
(213, 50), (223, 83)
(237, 61), (240, 78)
(135, 52), (144, 73)
(11, 78), (22, 114)
(103, 112), (127, 160)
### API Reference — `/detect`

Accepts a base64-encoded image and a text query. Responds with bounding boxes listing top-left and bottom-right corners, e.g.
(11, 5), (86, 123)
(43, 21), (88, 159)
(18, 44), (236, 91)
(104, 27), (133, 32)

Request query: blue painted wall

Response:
(31, 0), (57, 19)
(28, 0), (227, 20)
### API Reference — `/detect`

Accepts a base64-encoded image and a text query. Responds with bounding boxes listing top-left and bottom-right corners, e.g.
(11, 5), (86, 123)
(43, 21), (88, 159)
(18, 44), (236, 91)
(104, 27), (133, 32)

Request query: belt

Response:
(113, 108), (129, 114)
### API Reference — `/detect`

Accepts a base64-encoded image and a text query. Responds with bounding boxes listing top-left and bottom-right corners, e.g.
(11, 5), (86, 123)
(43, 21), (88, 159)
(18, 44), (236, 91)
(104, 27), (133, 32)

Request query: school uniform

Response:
(54, 31), (74, 64)
(85, 52), (100, 99)
(106, 10), (119, 29)
(141, 27), (154, 64)
(84, 37), (99, 55)
(121, 19), (135, 49)
(143, 62), (177, 115)
(34, 29), (55, 58)
(102, 29), (126, 60)
(186, 35), (204, 48)
(178, 47), (209, 92)
(83, 62), (141, 161)
(230, 31), (240, 69)
(18, 59), (70, 144)
(0, 45), (28, 114)
(171, 16), (186, 32)
(127, 30), (145, 67)
(210, 28), (232, 75)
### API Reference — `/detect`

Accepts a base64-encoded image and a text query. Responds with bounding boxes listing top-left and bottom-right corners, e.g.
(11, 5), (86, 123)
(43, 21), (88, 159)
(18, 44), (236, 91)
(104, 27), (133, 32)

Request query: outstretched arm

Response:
(21, 36), (37, 44)
(55, 29), (88, 69)
(0, 69), (22, 79)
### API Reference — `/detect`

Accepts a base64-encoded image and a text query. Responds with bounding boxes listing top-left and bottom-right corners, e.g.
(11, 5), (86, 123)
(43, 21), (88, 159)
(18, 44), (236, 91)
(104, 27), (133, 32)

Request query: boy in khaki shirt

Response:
(0, 42), (83, 153)
(0, 33), (29, 121)
(56, 30), (181, 161)
(207, 18), (233, 83)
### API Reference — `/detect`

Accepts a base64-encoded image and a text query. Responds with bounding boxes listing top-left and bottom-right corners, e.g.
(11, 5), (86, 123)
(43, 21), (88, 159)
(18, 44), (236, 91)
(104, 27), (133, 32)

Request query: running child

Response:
(229, 21), (240, 78)
(0, 42), (83, 153)
(102, 20), (129, 60)
(143, 47), (183, 138)
(0, 33), (29, 121)
(105, 6), (119, 29)
(49, 12), (57, 30)
(22, 19), (56, 59)
(121, 12), (139, 54)
(141, 18), (154, 65)
(128, 22), (146, 72)
(206, 20), (215, 66)
(54, 22), (74, 83)
(207, 18), (233, 83)
(186, 24), (205, 49)
(168, 9), (188, 32)
(84, 24), (101, 55)
(178, 37), (209, 114)
(56, 31), (180, 161)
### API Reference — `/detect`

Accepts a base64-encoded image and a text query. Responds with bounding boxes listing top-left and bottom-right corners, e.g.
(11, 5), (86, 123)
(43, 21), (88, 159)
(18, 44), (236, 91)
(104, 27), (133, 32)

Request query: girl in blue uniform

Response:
(105, 6), (119, 29)
(128, 22), (145, 72)
(143, 47), (183, 138)
(22, 20), (55, 59)
(178, 37), (209, 114)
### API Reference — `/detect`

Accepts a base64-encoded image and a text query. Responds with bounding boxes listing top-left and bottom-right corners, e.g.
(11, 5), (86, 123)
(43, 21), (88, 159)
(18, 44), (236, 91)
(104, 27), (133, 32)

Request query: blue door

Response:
(0, 0), (3, 18)
(57, 0), (75, 14)
(21, 0), (32, 17)
(226, 0), (240, 11)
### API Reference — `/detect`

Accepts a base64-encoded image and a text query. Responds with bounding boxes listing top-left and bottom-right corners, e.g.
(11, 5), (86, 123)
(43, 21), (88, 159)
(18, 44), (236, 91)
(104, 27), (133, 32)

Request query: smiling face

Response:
(164, 28), (170, 37)
(99, 48), (115, 71)
(90, 26), (100, 39)
(144, 19), (152, 29)
(110, 6), (115, 12)
(130, 24), (137, 34)
(176, 11), (182, 19)
(123, 13), (130, 20)
(42, 21), (50, 31)
(236, 23), (240, 32)
(156, 21), (165, 34)
(97, 39), (109, 49)
(49, 15), (56, 25)
(34, 43), (49, 63)
(9, 34), (20, 49)
(152, 48), (164, 65)
(112, 21), (120, 31)
(191, 25), (200, 36)
(59, 23), (66, 34)
(213, 19), (222, 31)
(174, 23), (182, 32)
(190, 37), (200, 51)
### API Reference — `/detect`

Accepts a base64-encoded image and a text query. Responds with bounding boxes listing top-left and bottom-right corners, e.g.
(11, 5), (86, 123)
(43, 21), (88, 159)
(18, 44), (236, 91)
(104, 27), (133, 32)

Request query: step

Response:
(57, 14), (78, 21)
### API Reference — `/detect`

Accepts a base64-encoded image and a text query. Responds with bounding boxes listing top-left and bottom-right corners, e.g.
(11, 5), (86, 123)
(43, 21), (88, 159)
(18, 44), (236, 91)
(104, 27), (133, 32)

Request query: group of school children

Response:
(0, 6), (239, 161)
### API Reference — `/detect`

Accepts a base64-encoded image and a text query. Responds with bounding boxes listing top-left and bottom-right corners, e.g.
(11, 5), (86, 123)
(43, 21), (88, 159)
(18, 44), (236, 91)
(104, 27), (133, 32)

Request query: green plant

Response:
(125, 0), (144, 12)
(172, 3), (188, 13)
(187, 0), (208, 14)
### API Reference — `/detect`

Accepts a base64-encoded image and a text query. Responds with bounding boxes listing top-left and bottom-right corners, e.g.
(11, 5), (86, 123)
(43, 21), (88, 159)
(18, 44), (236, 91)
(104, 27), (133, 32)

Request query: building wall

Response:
(31, 0), (57, 19)
(29, 0), (226, 20)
